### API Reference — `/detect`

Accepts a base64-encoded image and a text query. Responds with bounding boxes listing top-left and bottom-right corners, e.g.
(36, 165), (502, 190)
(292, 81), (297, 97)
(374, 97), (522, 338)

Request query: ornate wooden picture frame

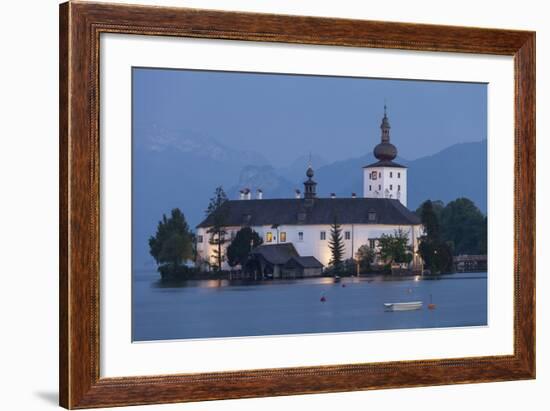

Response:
(59, 1), (535, 408)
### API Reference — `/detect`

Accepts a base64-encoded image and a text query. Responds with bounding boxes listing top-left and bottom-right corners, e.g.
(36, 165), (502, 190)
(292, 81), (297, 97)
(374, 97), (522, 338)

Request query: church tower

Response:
(363, 105), (408, 207)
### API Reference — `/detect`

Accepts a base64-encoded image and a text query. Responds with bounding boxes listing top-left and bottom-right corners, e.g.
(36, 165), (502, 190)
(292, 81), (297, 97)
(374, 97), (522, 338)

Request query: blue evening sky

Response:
(133, 68), (487, 164)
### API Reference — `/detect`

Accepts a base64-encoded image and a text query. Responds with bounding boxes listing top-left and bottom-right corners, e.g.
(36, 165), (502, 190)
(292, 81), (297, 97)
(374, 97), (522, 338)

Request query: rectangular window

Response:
(266, 232), (273, 243)
(398, 172), (401, 178)
(398, 185), (401, 191)
(298, 232), (304, 241)
(378, 184), (381, 191)
(369, 185), (372, 191)
(280, 232), (286, 242)
(197, 235), (203, 243)
(368, 212), (377, 222)
(390, 171), (393, 178)
(344, 231), (351, 240)
(369, 239), (376, 249)
(320, 231), (326, 240)
(390, 184), (393, 190)
(378, 172), (381, 178)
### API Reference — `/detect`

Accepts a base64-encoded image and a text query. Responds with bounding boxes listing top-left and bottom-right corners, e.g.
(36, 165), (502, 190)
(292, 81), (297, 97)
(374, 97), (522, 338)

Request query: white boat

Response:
(384, 301), (423, 311)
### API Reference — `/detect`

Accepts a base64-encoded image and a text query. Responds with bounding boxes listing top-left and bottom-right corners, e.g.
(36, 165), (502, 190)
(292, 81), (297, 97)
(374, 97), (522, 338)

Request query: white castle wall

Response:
(196, 223), (423, 271)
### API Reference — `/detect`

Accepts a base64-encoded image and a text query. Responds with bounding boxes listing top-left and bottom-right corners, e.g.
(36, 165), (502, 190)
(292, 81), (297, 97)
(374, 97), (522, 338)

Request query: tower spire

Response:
(373, 103), (397, 161)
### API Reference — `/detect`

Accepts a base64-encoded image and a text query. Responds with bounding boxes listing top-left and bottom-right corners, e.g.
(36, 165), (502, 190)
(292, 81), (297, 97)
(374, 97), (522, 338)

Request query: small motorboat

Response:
(384, 301), (423, 311)
(334, 276), (341, 283)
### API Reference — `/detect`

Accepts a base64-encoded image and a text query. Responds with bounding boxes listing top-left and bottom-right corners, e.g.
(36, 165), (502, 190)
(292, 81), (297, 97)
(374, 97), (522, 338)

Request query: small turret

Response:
(303, 164), (317, 199)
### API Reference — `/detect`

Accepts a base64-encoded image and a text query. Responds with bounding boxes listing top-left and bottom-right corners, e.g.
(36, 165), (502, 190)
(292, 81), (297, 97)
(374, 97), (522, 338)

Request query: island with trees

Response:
(148, 186), (487, 281)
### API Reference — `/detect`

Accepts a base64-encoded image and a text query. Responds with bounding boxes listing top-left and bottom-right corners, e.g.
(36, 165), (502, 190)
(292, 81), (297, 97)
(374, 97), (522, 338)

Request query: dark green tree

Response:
(328, 216), (345, 272)
(378, 228), (412, 264)
(148, 208), (193, 276)
(355, 244), (375, 273)
(418, 200), (440, 240)
(440, 198), (485, 255)
(205, 186), (229, 271)
(226, 227), (263, 268)
(418, 240), (453, 274)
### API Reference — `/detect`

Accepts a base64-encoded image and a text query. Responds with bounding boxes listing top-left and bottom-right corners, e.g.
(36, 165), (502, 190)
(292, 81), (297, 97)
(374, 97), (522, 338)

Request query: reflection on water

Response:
(132, 271), (487, 341)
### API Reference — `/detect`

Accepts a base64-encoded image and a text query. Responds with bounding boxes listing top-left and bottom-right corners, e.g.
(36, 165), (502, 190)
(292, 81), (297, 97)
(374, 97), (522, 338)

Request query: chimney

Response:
(330, 193), (336, 199)
(239, 190), (245, 200)
(295, 189), (301, 199)
(256, 189), (263, 200)
(244, 188), (251, 200)
(351, 192), (357, 199)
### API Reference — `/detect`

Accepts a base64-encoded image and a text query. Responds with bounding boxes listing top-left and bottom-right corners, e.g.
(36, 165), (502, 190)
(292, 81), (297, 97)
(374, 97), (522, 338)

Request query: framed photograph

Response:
(59, 1), (535, 409)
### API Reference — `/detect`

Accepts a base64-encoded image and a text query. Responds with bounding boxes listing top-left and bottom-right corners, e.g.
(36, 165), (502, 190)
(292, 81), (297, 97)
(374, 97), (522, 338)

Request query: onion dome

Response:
(374, 141), (397, 160)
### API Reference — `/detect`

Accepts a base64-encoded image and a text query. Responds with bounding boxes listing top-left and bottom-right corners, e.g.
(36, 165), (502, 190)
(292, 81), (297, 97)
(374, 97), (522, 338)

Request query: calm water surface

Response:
(132, 271), (487, 341)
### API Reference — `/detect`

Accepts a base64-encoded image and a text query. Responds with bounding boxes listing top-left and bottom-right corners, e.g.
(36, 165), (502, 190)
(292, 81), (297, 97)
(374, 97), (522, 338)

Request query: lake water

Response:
(132, 271), (487, 341)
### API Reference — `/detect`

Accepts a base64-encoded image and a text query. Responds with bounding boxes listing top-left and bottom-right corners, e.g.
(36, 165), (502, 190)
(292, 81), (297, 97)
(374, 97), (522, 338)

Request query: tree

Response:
(355, 244), (375, 273)
(440, 198), (485, 255)
(328, 216), (345, 272)
(417, 200), (454, 273)
(378, 228), (412, 264)
(148, 208), (193, 276)
(418, 200), (440, 240)
(205, 186), (229, 271)
(226, 227), (263, 268)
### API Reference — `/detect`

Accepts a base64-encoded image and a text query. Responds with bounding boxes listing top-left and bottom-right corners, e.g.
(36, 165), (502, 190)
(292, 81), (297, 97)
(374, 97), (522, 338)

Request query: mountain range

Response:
(133, 127), (486, 266)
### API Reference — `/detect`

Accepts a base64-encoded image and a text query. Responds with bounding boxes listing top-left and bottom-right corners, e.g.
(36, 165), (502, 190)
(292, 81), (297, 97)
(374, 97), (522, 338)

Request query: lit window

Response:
(266, 232), (273, 243)
(390, 172), (393, 178)
(280, 232), (286, 242)
(298, 232), (304, 241)
(368, 212), (377, 222)
(345, 231), (351, 240)
(197, 235), (203, 243)
(320, 231), (326, 240)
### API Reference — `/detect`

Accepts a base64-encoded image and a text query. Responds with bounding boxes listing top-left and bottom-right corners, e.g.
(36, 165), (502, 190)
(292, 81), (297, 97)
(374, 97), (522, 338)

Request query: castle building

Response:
(196, 107), (423, 275)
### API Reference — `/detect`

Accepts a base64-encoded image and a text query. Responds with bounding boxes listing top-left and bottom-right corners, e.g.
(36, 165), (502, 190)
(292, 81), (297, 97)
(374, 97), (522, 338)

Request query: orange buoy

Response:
(428, 294), (436, 309)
